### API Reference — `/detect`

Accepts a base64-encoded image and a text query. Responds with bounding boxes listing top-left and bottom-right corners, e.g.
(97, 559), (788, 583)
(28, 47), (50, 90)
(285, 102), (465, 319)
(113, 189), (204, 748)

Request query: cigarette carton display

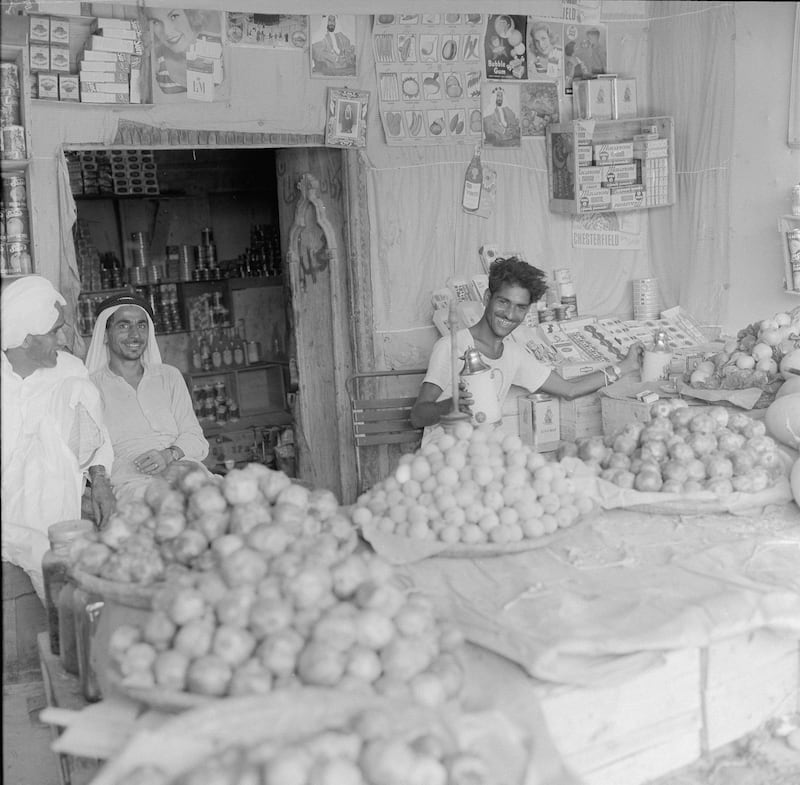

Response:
(576, 144), (593, 166)
(36, 71), (59, 100)
(50, 17), (70, 45)
(79, 60), (131, 74)
(593, 141), (634, 163)
(58, 74), (80, 101)
(91, 17), (141, 32)
(79, 70), (129, 83)
(94, 27), (141, 40)
(633, 138), (669, 159)
(573, 78), (614, 121)
(49, 44), (70, 72)
(29, 15), (51, 42)
(29, 43), (50, 71)
(599, 162), (638, 186)
(610, 185), (646, 209)
(82, 50), (135, 64)
(578, 188), (612, 211)
(80, 81), (130, 93)
(577, 167), (603, 189)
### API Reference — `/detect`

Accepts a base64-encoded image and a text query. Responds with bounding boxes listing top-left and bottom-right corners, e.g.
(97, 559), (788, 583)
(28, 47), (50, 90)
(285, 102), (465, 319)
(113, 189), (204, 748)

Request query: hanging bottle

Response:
(462, 144), (483, 213)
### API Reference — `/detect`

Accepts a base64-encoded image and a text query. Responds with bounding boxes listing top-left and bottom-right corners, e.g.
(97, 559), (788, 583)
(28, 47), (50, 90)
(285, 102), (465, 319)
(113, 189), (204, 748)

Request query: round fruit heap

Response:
(70, 463), (356, 585)
(108, 542), (465, 704)
(351, 421), (598, 546)
(140, 706), (492, 785)
(576, 399), (786, 495)
(687, 308), (800, 392)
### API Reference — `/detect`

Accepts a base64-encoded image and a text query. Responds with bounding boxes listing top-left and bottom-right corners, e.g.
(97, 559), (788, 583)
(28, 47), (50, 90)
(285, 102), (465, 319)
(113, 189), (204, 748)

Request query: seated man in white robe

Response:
(1, 275), (115, 599)
(85, 294), (210, 505)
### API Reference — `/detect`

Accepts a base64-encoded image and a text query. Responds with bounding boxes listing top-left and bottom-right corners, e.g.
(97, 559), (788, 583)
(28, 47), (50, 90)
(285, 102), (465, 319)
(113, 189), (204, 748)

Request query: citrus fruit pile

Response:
(577, 398), (786, 495)
(351, 421), (598, 546)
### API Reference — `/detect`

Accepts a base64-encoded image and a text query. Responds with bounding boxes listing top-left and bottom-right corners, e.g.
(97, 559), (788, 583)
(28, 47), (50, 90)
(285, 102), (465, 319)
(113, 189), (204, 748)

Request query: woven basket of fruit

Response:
(91, 689), (535, 785)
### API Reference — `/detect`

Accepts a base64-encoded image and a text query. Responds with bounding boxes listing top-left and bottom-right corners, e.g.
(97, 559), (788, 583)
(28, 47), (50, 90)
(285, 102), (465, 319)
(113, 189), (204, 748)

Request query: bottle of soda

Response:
(462, 144), (483, 213)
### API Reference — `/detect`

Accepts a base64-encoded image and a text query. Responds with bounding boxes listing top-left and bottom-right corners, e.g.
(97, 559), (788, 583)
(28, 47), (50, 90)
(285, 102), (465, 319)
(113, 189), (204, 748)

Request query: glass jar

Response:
(73, 586), (104, 702)
(42, 520), (94, 656)
(57, 581), (79, 675)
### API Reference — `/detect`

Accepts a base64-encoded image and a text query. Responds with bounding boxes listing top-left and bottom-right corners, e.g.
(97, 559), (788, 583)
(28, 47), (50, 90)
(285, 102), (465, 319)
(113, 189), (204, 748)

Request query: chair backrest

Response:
(345, 369), (426, 493)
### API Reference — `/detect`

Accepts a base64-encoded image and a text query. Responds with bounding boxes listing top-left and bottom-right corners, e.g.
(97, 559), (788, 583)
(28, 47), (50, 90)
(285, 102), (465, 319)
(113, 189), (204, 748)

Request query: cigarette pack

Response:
(576, 144), (593, 166)
(578, 188), (612, 211)
(50, 17), (70, 45)
(29, 43), (50, 71)
(91, 17), (141, 32)
(633, 138), (669, 159)
(79, 70), (129, 83)
(58, 74), (80, 101)
(36, 71), (59, 100)
(80, 81), (130, 93)
(49, 44), (70, 72)
(94, 27), (141, 41)
(86, 35), (142, 54)
(80, 60), (130, 74)
(82, 50), (135, 64)
(519, 394), (560, 452)
(572, 78), (614, 121)
(598, 162), (638, 186)
(613, 77), (638, 119)
(609, 185), (646, 209)
(29, 15), (50, 43)
(79, 90), (130, 103)
(593, 141), (634, 164)
(577, 167), (603, 189)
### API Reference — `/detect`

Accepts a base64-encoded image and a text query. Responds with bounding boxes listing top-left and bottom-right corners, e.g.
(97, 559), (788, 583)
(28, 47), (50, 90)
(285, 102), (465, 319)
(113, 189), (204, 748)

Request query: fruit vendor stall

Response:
(2, 3), (800, 785)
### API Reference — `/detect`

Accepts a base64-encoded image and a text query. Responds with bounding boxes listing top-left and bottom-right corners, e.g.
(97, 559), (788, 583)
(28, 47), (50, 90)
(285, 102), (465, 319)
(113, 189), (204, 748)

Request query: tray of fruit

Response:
(354, 422), (599, 564)
(104, 541), (467, 713)
(91, 688), (536, 785)
(68, 463), (358, 607)
(572, 398), (794, 515)
(684, 308), (800, 407)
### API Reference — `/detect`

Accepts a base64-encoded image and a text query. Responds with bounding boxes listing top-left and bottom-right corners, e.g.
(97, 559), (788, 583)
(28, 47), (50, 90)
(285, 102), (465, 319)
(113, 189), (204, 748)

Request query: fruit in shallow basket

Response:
(586, 400), (787, 496)
(352, 422), (598, 546)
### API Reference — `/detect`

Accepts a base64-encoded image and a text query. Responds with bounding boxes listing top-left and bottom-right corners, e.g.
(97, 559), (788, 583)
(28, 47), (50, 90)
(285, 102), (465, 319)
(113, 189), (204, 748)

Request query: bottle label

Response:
(463, 180), (481, 211)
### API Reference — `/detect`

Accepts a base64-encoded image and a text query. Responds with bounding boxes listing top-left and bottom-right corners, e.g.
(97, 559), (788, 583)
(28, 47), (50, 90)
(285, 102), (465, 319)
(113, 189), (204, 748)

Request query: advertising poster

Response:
(481, 82), (521, 148)
(146, 8), (227, 103)
(310, 14), (357, 77)
(527, 18), (563, 79)
(520, 81), (560, 136)
(572, 211), (643, 251)
(225, 13), (307, 50)
(373, 14), (483, 145)
(483, 14), (528, 80)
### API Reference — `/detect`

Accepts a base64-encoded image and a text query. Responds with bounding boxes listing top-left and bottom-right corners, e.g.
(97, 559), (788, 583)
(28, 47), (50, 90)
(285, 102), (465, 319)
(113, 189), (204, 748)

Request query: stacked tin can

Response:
(1, 61), (31, 275)
(193, 227), (220, 281)
(632, 277), (662, 319)
(553, 268), (579, 320)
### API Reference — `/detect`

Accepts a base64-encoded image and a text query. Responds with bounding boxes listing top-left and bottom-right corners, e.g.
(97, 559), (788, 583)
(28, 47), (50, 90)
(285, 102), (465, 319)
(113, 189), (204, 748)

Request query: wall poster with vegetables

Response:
(372, 13), (484, 146)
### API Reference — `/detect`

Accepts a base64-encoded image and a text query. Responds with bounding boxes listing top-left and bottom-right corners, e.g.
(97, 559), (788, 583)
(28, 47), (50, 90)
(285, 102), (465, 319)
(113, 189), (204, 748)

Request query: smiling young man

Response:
(1, 275), (114, 599)
(85, 293), (209, 505)
(410, 257), (642, 444)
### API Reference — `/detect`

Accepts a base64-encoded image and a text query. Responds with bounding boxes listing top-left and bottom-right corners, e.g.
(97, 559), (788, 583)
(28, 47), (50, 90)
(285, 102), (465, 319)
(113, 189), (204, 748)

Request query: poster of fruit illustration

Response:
(372, 13), (484, 146)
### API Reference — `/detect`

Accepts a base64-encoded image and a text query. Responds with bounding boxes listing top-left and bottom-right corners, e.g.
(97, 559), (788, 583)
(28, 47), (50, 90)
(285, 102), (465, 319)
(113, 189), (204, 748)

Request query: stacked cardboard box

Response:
(79, 17), (143, 104)
(109, 149), (159, 196)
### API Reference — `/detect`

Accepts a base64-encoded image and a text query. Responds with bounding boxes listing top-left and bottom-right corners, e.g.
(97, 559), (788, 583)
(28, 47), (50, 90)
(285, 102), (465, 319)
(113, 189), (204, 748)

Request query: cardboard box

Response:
(573, 78), (614, 121)
(94, 27), (141, 41)
(610, 185), (646, 209)
(613, 77), (638, 119)
(29, 43), (50, 71)
(82, 50), (136, 65)
(518, 394), (560, 452)
(91, 17), (141, 32)
(80, 81), (130, 93)
(576, 144), (593, 166)
(593, 141), (634, 163)
(577, 188), (611, 212)
(49, 17), (70, 45)
(598, 162), (638, 186)
(560, 393), (603, 442)
(58, 74), (80, 101)
(577, 167), (603, 189)
(49, 44), (70, 72)
(79, 90), (130, 103)
(86, 35), (141, 54)
(79, 70), (129, 83)
(29, 15), (51, 42)
(80, 60), (130, 74)
(36, 71), (59, 100)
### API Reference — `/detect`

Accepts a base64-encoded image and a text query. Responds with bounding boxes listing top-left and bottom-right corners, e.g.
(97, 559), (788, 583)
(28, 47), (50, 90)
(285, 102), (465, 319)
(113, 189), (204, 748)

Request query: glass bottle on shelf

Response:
(42, 520), (94, 656)
(200, 331), (212, 371)
(233, 322), (246, 366)
(222, 327), (234, 367)
(211, 330), (223, 369)
(191, 334), (203, 371)
(237, 319), (249, 366)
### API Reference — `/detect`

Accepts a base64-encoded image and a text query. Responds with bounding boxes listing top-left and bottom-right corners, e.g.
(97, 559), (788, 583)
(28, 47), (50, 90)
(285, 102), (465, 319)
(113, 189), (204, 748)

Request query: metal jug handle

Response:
(490, 367), (504, 395)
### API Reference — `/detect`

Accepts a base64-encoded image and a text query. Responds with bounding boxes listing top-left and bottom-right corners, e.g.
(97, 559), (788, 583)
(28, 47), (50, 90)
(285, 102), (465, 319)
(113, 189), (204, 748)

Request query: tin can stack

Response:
(553, 268), (579, 320)
(632, 277), (662, 320)
(1, 61), (32, 276)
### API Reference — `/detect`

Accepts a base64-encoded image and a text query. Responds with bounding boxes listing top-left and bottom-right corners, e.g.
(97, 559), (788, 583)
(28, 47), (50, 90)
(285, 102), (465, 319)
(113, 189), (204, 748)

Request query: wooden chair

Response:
(345, 369), (427, 494)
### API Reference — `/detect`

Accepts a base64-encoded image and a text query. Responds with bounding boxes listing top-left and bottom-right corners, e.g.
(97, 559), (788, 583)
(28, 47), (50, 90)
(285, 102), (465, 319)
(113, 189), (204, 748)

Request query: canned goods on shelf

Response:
(4, 207), (28, 241)
(6, 241), (31, 274)
(0, 63), (19, 92)
(2, 173), (27, 205)
(1, 125), (26, 160)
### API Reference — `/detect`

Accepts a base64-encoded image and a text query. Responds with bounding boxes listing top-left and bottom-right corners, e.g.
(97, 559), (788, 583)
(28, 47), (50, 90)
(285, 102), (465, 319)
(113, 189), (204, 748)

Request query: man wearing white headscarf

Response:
(85, 293), (209, 505)
(2, 275), (115, 600)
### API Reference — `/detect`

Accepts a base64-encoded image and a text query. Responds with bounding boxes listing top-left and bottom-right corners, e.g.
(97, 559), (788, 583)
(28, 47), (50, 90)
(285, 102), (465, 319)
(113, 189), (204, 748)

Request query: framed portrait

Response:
(310, 14), (357, 78)
(325, 87), (368, 147)
(481, 82), (521, 148)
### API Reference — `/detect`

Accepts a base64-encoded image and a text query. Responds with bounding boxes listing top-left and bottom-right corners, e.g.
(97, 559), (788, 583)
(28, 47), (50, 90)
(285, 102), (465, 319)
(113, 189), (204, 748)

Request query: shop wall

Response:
(727, 2), (800, 334)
